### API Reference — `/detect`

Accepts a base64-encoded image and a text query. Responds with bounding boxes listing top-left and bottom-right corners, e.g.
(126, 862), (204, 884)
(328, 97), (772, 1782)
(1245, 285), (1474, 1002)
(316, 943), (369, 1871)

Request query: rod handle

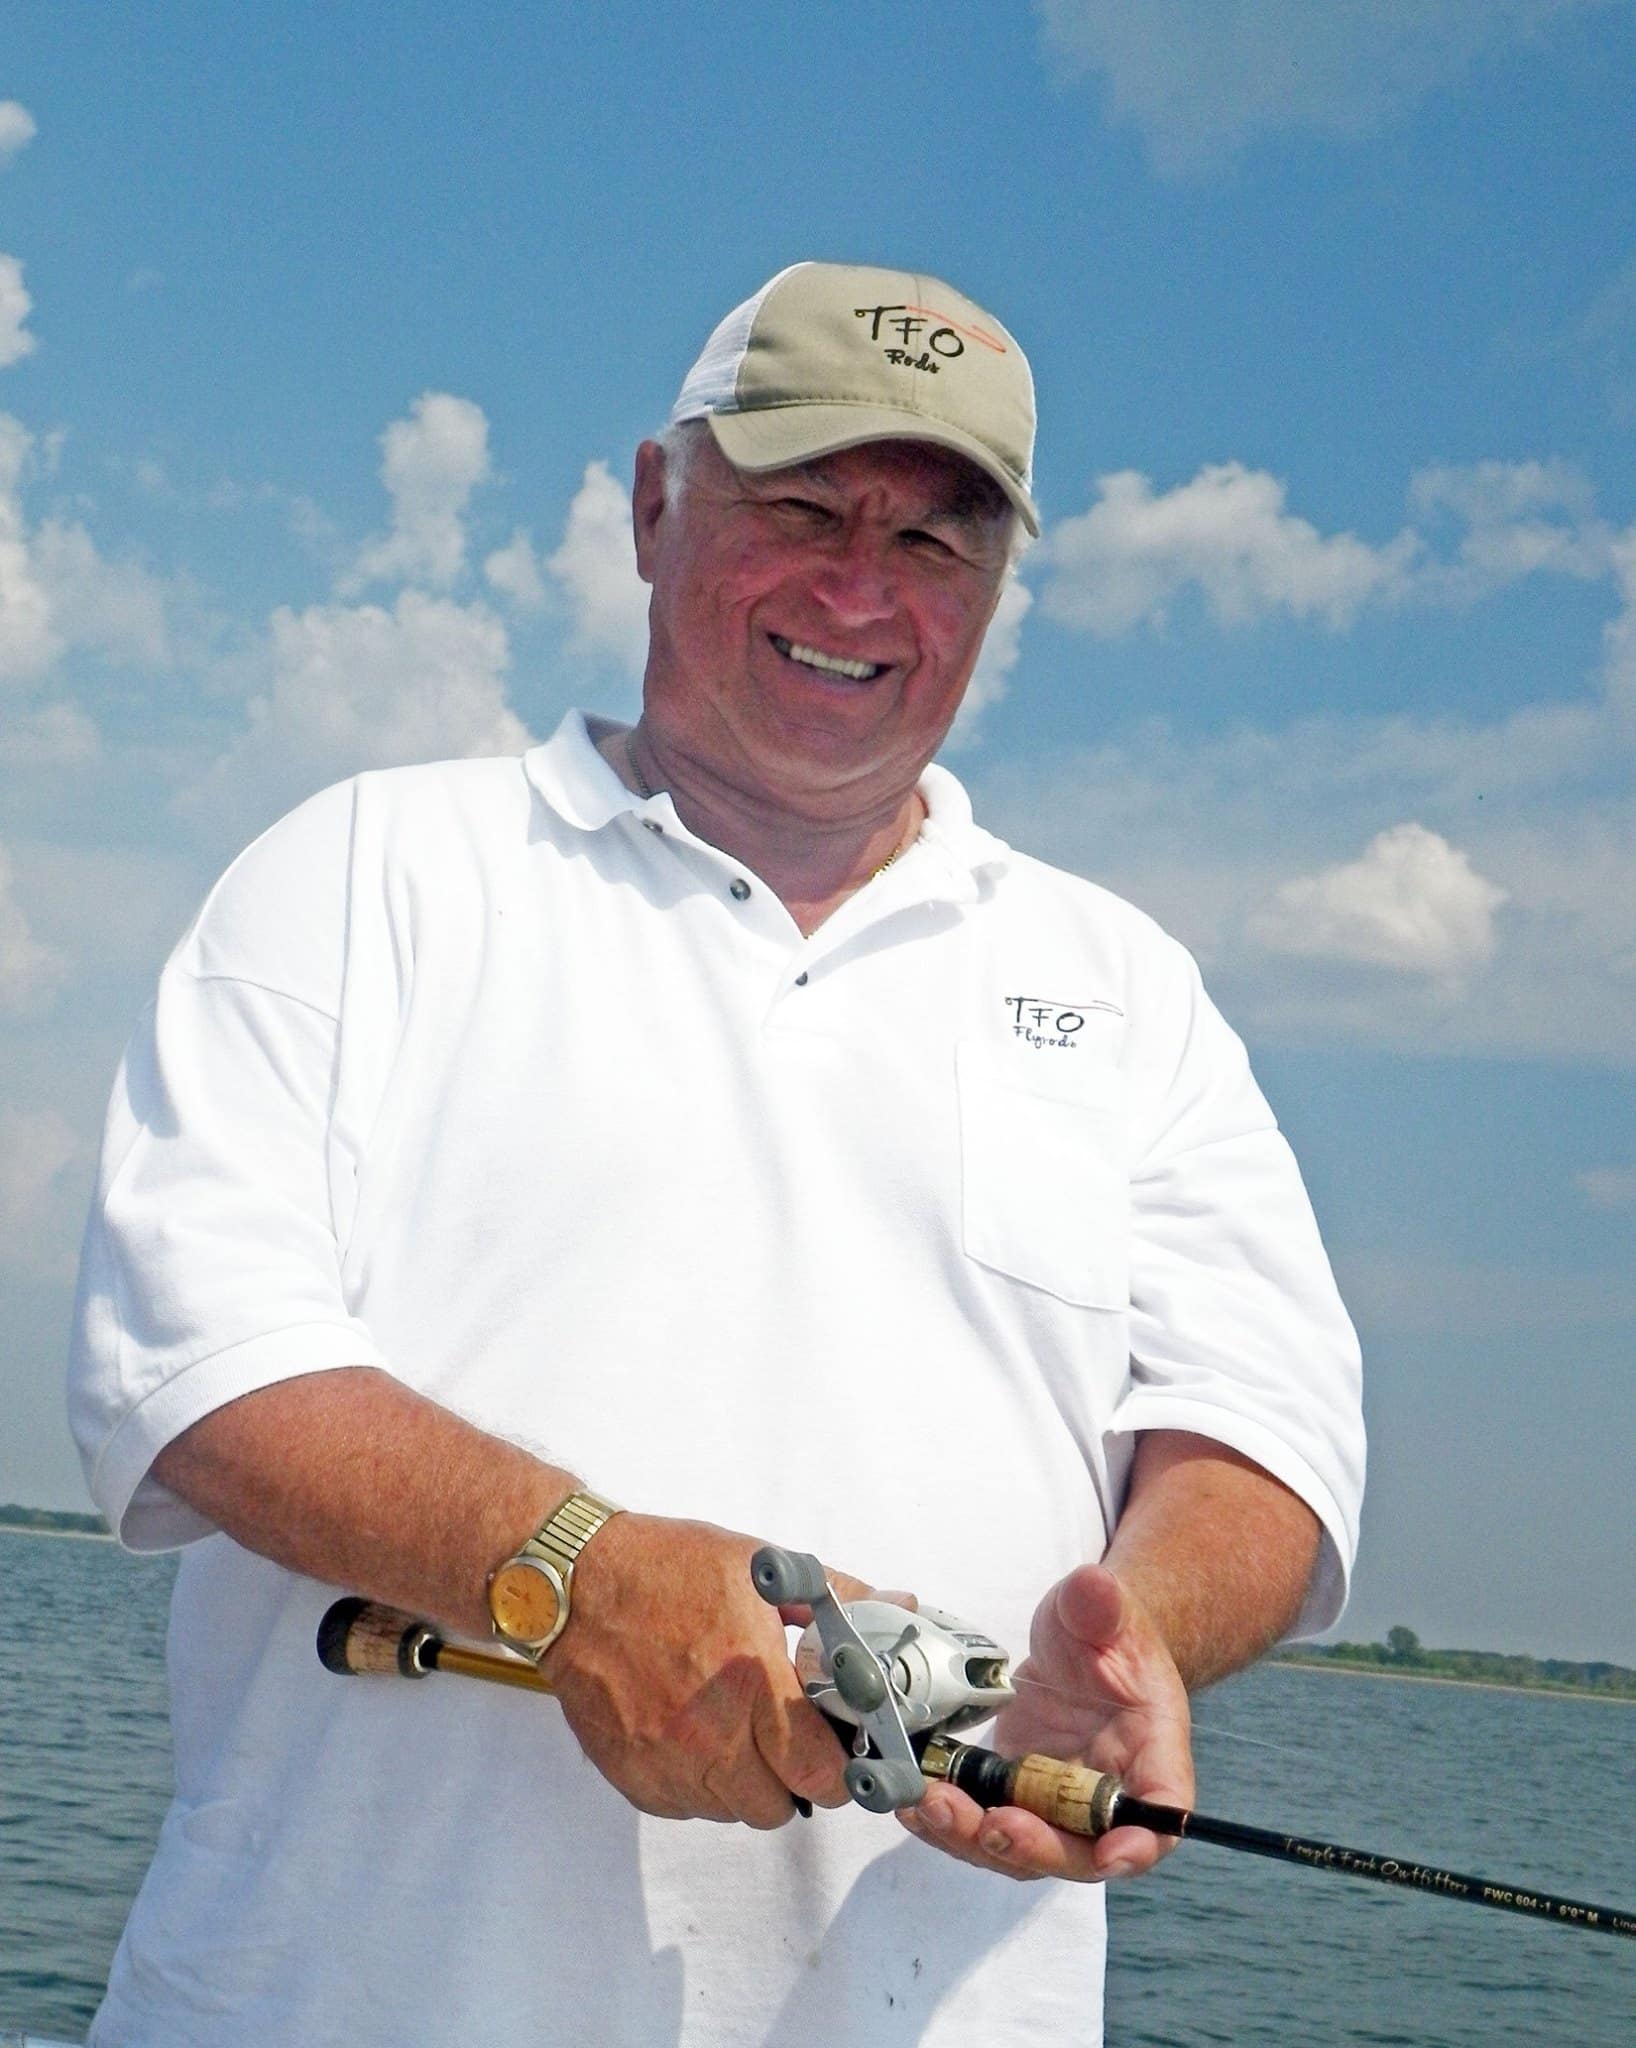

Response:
(317, 1597), (435, 1678)
(315, 1598), (554, 1694)
(1012, 1751), (1125, 1837)
(920, 1736), (1125, 1837)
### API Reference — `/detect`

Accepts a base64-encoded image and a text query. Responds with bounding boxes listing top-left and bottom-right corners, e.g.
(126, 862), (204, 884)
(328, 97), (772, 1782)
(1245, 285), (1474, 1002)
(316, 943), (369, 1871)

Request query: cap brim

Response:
(708, 406), (1040, 538)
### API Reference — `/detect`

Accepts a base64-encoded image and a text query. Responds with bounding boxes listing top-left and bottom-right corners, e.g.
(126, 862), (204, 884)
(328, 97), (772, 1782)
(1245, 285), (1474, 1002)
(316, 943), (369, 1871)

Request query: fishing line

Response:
(1009, 1671), (1551, 1845)
(1015, 1671), (1351, 1769)
(1015, 1679), (1449, 1810)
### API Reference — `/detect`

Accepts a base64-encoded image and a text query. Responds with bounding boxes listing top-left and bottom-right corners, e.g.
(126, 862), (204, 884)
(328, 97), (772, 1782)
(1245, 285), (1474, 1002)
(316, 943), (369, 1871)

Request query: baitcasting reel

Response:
(749, 1544), (1013, 1814)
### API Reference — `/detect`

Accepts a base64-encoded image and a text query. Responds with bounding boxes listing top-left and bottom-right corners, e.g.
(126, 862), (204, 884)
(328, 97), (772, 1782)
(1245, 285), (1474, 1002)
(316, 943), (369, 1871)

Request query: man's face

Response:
(631, 431), (1012, 816)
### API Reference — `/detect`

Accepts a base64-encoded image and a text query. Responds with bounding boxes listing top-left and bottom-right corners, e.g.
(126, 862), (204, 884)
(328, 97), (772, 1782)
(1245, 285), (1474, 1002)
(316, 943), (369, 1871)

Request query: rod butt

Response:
(316, 1597), (369, 1675)
(316, 1598), (435, 1679)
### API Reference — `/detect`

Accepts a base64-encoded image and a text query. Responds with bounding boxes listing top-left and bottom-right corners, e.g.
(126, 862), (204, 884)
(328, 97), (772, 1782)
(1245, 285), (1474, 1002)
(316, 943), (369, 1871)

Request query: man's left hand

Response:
(895, 1563), (1193, 1883)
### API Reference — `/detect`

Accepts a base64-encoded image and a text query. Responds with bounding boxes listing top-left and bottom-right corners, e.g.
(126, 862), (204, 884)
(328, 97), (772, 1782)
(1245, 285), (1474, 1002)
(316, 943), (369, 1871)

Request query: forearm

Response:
(1102, 1430), (1321, 1692)
(150, 1367), (576, 1639)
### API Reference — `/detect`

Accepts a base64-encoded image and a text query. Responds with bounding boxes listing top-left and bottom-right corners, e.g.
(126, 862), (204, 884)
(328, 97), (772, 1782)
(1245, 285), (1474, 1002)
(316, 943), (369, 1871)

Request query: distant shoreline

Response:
(4, 1517), (1632, 1699)
(1270, 1655), (1636, 1705)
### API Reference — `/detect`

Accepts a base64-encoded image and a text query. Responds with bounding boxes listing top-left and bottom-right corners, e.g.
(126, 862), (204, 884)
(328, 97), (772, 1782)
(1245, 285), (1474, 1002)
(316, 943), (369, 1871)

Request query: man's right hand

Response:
(150, 1374), (871, 1828)
(542, 1512), (874, 1828)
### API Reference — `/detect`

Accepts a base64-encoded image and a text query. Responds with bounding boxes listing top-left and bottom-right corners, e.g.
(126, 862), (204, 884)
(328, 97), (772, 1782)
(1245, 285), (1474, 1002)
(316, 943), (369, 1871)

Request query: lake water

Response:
(2, 1527), (1633, 2043)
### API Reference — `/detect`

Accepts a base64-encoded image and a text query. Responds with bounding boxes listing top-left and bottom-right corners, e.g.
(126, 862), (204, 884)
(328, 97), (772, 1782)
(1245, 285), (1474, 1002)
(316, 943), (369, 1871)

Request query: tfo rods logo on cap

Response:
(853, 302), (1007, 376)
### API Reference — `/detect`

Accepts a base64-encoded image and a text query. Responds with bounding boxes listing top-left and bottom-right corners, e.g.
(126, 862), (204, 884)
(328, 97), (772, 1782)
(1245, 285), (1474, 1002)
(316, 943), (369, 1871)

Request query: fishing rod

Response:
(916, 1734), (1636, 1941)
(316, 1552), (1636, 1944)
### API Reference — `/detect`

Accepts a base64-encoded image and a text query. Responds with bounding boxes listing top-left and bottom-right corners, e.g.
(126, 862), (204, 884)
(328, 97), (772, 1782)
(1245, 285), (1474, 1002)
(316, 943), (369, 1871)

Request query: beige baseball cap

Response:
(668, 261), (1039, 536)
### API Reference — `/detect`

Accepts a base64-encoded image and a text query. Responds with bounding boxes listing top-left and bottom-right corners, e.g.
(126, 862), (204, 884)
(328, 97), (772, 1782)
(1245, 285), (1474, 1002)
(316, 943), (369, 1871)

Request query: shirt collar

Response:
(522, 710), (647, 831)
(916, 760), (1013, 885)
(522, 708), (1013, 885)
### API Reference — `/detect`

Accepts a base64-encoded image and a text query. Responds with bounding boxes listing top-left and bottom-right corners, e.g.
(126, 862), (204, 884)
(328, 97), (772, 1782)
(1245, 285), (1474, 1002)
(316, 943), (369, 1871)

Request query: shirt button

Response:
(794, 971), (809, 987)
(643, 819), (663, 835)
(729, 878), (752, 901)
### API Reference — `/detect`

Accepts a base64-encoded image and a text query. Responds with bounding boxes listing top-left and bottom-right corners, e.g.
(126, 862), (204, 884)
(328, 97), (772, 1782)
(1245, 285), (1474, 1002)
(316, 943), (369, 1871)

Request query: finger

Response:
(1090, 1818), (1180, 1879)
(899, 1778), (1183, 1885)
(700, 1748), (808, 1833)
(897, 1786), (1101, 1884)
(954, 1792), (1163, 1884)
(750, 1673), (853, 1810)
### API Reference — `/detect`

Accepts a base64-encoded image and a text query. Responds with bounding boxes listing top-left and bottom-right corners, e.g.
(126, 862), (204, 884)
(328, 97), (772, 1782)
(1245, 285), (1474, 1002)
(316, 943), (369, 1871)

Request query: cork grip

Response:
(315, 1597), (428, 1677)
(1007, 1753), (1122, 1838)
(315, 1598), (552, 1693)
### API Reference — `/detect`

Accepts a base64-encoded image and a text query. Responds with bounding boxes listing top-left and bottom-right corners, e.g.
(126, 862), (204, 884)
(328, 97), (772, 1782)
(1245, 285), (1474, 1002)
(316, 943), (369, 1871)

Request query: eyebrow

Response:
(778, 456), (1010, 534)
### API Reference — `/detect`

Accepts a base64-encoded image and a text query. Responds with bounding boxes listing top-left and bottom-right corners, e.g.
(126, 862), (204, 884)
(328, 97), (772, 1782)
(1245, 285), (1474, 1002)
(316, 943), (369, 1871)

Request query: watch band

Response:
(522, 1489), (624, 1584)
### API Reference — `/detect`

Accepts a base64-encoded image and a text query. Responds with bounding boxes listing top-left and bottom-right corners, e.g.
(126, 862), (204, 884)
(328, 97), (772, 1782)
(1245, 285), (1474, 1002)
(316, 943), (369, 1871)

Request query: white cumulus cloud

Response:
(1601, 525), (1636, 722)
(347, 392), (492, 593)
(484, 527), (548, 610)
(1410, 458), (1614, 595)
(0, 840), (66, 1013)
(0, 702), (98, 768)
(1040, 462), (1416, 635)
(0, 254), (37, 370)
(0, 1104), (88, 1282)
(546, 459), (649, 677)
(0, 411), (173, 688)
(0, 414), (57, 681)
(31, 518), (172, 668)
(1038, 0), (1617, 177)
(947, 577), (1033, 748)
(189, 589), (531, 833)
(0, 1106), (77, 1231)
(1251, 822), (1508, 980)
(0, 103), (36, 167)
(972, 711), (1633, 1065)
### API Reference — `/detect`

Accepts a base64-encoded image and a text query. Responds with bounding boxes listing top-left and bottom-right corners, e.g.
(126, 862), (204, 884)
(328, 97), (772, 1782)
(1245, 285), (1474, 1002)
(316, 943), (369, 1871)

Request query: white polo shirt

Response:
(70, 710), (1363, 2048)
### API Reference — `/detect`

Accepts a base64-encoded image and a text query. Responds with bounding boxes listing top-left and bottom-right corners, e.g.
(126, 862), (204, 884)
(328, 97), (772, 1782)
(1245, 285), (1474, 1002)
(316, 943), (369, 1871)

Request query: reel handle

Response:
(749, 1545), (830, 1607)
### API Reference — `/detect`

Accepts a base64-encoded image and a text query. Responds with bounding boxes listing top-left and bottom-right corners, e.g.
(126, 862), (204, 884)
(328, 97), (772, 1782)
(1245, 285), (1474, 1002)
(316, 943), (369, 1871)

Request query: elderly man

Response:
(70, 262), (1363, 2046)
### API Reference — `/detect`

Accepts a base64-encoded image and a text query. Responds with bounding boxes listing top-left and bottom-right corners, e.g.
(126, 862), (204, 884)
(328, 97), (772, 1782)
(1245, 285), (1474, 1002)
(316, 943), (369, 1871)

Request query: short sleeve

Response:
(67, 780), (388, 1549)
(1109, 937), (1365, 1637)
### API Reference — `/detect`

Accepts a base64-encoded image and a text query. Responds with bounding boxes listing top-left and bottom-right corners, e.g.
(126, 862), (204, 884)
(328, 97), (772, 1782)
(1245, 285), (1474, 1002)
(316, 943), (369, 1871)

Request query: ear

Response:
(632, 440), (667, 586)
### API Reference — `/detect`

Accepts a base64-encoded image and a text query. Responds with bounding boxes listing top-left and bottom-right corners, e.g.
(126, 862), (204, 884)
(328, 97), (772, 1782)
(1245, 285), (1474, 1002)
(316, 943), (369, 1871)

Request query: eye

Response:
(901, 527), (958, 559)
(771, 495), (834, 523)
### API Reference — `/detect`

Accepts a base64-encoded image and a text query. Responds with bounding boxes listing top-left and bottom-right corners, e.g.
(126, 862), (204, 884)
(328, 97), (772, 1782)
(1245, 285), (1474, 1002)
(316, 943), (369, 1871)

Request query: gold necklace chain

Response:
(871, 807), (920, 877)
(624, 733), (656, 801)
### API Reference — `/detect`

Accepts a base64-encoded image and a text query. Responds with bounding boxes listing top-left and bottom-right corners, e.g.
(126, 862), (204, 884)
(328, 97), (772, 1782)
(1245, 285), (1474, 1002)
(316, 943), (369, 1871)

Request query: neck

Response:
(599, 722), (924, 937)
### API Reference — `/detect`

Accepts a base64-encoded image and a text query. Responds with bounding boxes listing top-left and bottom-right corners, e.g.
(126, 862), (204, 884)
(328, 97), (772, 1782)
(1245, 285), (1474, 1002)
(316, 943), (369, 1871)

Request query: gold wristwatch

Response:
(487, 1489), (624, 1662)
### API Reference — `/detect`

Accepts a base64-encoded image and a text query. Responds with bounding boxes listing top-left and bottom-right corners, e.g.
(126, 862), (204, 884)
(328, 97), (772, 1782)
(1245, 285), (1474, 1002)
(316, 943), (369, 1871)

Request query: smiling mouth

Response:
(769, 634), (886, 682)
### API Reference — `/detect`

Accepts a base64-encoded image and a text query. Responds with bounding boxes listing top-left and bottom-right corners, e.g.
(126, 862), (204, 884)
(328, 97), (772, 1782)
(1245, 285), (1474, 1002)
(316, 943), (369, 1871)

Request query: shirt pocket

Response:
(956, 1040), (1130, 1310)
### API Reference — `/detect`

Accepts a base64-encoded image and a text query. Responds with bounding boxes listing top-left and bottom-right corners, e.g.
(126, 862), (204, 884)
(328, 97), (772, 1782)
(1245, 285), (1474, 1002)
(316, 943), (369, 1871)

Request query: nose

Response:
(807, 532), (896, 628)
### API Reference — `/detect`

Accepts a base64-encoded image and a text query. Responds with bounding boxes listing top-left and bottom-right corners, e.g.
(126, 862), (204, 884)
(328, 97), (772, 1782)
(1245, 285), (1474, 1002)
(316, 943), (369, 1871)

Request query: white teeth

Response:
(772, 635), (881, 681)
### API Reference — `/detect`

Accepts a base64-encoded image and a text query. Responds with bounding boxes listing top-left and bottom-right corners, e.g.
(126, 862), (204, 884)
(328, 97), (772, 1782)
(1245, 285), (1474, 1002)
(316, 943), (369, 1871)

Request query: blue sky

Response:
(2, 2), (1633, 1661)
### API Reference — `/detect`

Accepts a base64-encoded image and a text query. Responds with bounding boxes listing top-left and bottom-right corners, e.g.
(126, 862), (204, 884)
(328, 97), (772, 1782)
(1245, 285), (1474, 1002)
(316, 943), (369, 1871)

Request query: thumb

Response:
(1046, 1562), (1126, 1654)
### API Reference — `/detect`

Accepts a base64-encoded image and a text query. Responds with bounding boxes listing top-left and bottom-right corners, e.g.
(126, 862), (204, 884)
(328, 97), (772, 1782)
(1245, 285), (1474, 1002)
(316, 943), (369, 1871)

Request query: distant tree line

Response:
(0, 1502), (110, 1536)
(1275, 1626), (1636, 1699)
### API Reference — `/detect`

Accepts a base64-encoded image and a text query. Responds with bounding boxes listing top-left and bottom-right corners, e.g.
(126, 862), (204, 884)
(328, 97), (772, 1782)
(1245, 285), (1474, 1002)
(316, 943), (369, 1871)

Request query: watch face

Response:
(488, 1558), (563, 1646)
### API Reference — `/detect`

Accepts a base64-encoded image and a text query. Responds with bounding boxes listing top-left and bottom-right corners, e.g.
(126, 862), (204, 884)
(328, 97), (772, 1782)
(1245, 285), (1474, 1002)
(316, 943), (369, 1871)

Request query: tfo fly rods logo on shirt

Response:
(853, 301), (1008, 376)
(1005, 994), (1123, 1050)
